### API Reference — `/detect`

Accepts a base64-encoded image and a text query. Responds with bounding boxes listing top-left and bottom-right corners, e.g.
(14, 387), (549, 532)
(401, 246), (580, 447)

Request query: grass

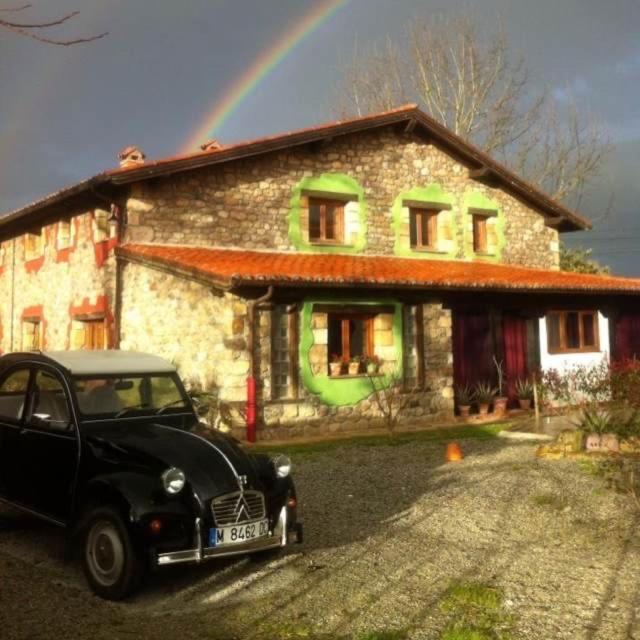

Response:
(254, 623), (408, 640)
(252, 422), (511, 459)
(439, 581), (515, 640)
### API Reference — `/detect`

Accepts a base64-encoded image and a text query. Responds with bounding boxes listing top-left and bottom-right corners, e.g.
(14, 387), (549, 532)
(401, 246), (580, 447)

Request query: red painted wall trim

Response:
(54, 218), (81, 264)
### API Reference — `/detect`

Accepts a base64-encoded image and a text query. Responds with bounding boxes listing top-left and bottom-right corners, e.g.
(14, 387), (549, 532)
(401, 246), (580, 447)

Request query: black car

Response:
(0, 350), (301, 600)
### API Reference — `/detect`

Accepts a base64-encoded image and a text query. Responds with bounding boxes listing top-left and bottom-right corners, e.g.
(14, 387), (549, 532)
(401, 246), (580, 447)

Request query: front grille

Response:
(211, 490), (266, 525)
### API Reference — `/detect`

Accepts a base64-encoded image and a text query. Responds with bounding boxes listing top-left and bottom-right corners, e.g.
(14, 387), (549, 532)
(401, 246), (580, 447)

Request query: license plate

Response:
(209, 519), (269, 547)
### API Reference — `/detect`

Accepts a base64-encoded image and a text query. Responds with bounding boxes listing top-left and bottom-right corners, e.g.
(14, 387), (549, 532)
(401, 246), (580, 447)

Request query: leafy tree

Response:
(559, 242), (610, 274)
(335, 13), (611, 208)
(0, 3), (107, 46)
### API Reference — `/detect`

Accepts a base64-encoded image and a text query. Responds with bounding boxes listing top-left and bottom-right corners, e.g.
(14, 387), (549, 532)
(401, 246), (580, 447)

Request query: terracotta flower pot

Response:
(348, 362), (360, 375)
(329, 363), (342, 376)
(494, 397), (508, 415)
(518, 398), (532, 410)
(458, 405), (471, 418)
(366, 364), (378, 375)
(585, 434), (602, 452)
(478, 403), (490, 416)
(601, 433), (620, 453)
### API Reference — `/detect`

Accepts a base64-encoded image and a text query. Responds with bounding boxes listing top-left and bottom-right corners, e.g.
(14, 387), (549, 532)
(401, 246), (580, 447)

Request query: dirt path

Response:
(1, 438), (639, 639)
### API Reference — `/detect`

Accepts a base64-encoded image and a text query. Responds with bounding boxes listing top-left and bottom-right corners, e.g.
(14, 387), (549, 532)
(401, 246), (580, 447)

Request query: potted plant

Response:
(348, 355), (361, 375)
(493, 357), (508, 415)
(365, 355), (381, 375)
(515, 378), (534, 410)
(329, 354), (343, 377)
(455, 384), (474, 418)
(577, 406), (618, 453)
(474, 381), (497, 416)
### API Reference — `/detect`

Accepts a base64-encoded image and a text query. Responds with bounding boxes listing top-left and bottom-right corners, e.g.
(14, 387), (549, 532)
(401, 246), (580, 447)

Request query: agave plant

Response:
(515, 378), (534, 400)
(455, 383), (475, 406)
(474, 381), (498, 404)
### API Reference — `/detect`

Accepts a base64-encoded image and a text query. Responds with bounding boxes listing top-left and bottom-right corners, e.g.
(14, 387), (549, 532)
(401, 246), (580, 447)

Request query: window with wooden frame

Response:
(327, 312), (374, 374)
(70, 318), (107, 350)
(546, 311), (599, 354)
(24, 231), (43, 262)
(93, 209), (110, 243)
(57, 220), (72, 250)
(308, 198), (344, 244)
(22, 319), (43, 351)
(403, 305), (425, 389)
(472, 214), (489, 253)
(409, 208), (439, 250)
(271, 305), (299, 400)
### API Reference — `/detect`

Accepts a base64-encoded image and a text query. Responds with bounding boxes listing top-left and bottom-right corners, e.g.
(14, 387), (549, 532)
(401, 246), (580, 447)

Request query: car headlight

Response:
(162, 467), (186, 495)
(272, 454), (292, 479)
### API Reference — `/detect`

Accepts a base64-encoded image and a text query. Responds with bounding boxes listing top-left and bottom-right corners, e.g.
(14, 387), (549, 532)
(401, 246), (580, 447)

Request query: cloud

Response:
(614, 49), (640, 76)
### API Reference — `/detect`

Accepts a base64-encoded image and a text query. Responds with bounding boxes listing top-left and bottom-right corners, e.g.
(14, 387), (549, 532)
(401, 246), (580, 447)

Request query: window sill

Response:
(547, 348), (601, 355)
(473, 251), (496, 257)
(308, 241), (354, 248)
(410, 247), (448, 254)
(328, 373), (384, 379)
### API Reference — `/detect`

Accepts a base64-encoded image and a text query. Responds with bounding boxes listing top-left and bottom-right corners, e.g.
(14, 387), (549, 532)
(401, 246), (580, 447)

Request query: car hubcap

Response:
(86, 520), (124, 587)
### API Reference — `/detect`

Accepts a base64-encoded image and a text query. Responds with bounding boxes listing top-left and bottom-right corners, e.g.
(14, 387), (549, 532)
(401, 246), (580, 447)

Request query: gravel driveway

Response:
(1, 436), (639, 640)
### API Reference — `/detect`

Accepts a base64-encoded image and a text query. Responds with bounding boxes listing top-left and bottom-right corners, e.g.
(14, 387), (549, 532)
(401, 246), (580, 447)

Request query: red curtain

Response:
(502, 314), (528, 405)
(614, 312), (640, 361)
(452, 311), (493, 388)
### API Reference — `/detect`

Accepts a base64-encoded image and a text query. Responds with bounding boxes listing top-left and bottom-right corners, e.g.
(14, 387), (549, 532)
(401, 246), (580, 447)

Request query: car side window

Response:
(29, 369), (71, 431)
(0, 368), (31, 423)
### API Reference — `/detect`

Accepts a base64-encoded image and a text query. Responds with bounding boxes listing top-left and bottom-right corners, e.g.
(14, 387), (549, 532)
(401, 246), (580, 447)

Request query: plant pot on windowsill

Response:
(366, 364), (379, 375)
(348, 361), (361, 375)
(329, 362), (343, 376)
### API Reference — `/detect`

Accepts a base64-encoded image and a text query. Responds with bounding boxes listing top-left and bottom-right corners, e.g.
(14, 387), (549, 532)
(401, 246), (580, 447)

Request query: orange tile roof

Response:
(117, 244), (640, 295)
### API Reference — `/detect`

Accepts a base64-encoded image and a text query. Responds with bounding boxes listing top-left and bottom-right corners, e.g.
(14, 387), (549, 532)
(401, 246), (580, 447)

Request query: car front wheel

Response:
(81, 506), (143, 600)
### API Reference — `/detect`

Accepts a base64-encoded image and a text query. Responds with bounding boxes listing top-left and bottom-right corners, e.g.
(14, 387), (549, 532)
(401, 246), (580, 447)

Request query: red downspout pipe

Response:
(246, 286), (274, 443)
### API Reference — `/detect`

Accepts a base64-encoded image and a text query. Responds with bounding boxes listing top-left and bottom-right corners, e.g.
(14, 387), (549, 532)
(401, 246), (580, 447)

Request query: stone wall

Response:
(119, 261), (250, 406)
(0, 212), (117, 354)
(125, 128), (560, 269)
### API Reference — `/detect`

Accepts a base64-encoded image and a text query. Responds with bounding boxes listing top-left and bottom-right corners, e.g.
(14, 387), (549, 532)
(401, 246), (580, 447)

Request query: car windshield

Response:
(74, 373), (189, 419)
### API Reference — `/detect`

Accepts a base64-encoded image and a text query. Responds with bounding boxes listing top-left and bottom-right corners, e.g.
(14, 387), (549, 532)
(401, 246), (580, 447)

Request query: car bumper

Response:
(155, 506), (301, 567)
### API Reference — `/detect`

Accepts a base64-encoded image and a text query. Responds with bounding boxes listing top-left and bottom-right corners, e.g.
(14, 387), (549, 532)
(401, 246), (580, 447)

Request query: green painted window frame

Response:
(288, 174), (367, 254)
(392, 184), (457, 259)
(463, 192), (506, 262)
(299, 299), (403, 406)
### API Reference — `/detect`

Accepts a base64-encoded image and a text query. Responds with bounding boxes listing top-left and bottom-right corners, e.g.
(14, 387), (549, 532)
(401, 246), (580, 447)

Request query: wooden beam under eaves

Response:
(403, 118), (417, 134)
(469, 166), (492, 180)
(544, 216), (565, 227)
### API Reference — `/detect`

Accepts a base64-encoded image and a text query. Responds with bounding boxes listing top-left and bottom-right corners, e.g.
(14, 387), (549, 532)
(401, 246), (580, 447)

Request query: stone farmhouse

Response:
(2, 104), (640, 440)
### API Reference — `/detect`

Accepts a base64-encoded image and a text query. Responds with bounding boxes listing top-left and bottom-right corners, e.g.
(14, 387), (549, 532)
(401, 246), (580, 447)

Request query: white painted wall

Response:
(539, 311), (610, 373)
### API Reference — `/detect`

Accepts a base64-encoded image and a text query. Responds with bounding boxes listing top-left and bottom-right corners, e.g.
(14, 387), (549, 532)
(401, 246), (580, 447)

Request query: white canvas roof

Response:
(44, 350), (177, 376)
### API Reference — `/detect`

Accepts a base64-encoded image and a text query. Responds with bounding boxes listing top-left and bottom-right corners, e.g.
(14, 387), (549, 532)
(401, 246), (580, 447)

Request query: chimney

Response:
(200, 139), (223, 152)
(118, 145), (146, 169)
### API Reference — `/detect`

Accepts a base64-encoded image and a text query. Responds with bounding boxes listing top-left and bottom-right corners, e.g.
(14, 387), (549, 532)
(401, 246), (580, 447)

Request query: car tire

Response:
(81, 506), (144, 600)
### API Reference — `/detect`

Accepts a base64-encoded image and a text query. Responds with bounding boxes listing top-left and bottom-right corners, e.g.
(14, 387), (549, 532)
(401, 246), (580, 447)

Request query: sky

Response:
(1, 0), (639, 274)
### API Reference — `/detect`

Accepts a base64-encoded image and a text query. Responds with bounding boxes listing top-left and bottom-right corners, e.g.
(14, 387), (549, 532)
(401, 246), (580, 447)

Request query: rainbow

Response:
(181, 0), (349, 153)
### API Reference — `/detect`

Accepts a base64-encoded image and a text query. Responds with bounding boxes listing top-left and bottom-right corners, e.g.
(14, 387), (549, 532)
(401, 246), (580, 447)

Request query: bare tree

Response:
(335, 13), (611, 208)
(0, 3), (107, 46)
(368, 371), (412, 438)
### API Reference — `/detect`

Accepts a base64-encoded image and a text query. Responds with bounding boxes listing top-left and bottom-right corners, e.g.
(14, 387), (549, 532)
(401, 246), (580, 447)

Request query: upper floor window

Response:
(24, 231), (43, 262)
(93, 209), (110, 243)
(57, 220), (72, 250)
(71, 318), (107, 350)
(546, 311), (599, 354)
(410, 208), (438, 250)
(472, 214), (489, 253)
(308, 198), (344, 244)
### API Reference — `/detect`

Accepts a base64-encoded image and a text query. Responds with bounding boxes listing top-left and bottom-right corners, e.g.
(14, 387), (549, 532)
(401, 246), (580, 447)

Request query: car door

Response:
(0, 366), (31, 503)
(18, 366), (79, 523)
